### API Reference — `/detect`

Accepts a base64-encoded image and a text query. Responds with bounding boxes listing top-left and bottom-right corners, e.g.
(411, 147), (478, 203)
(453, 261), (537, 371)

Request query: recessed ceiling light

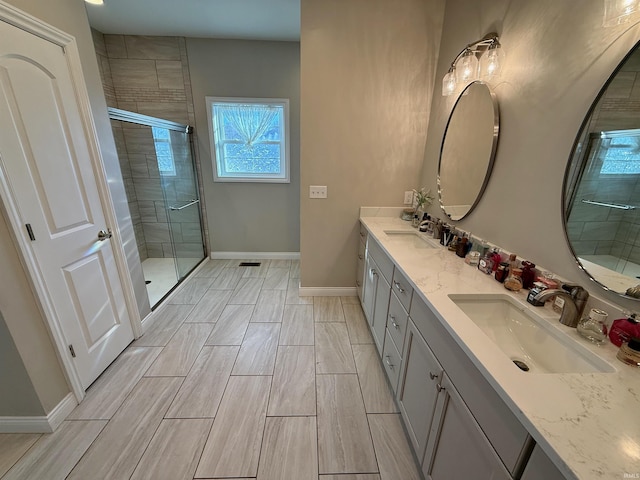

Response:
(85, 0), (104, 5)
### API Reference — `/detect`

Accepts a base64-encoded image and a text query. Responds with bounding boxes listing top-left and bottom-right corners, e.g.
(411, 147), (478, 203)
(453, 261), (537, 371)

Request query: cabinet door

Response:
(356, 239), (366, 300)
(362, 254), (379, 325)
(397, 319), (443, 461)
(423, 374), (511, 480)
(371, 273), (391, 354)
(520, 445), (568, 480)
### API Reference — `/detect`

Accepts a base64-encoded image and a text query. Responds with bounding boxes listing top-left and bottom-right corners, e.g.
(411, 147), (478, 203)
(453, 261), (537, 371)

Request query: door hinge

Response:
(68, 344), (76, 358)
(25, 223), (35, 241)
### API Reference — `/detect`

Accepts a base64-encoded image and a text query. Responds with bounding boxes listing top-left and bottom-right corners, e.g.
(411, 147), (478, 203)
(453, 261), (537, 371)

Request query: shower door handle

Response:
(169, 199), (199, 211)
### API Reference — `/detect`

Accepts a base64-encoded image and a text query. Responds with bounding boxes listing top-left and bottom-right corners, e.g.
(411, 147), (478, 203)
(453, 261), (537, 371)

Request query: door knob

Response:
(97, 229), (112, 241)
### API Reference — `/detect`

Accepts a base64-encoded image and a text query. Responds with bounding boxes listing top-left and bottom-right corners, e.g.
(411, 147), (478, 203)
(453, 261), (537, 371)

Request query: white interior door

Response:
(0, 19), (134, 389)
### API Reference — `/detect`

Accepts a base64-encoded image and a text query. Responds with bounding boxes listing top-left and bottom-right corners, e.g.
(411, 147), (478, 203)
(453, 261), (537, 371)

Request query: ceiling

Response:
(85, 0), (300, 41)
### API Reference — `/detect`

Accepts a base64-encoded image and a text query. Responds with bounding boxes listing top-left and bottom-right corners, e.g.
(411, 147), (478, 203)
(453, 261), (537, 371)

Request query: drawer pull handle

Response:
(436, 383), (445, 393)
(429, 372), (438, 380)
(385, 355), (394, 369)
(390, 316), (399, 329)
(393, 281), (405, 293)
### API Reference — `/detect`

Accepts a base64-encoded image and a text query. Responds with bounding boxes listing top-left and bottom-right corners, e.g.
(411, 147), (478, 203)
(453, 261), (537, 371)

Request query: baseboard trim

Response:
(0, 392), (77, 433)
(211, 252), (300, 260)
(298, 287), (358, 297)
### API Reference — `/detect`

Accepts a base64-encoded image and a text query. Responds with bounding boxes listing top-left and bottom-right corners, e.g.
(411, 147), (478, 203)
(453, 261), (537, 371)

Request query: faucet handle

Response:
(562, 283), (589, 300)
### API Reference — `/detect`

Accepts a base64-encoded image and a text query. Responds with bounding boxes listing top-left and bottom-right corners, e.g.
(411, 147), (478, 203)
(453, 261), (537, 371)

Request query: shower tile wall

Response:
(91, 30), (209, 260)
(568, 48), (640, 262)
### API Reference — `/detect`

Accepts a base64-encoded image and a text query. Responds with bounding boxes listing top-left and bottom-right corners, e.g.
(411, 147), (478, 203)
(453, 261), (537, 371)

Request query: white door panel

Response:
(0, 19), (133, 389)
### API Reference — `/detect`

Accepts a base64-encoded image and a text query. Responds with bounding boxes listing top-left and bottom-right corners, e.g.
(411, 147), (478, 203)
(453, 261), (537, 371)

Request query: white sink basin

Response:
(383, 230), (437, 249)
(448, 294), (615, 374)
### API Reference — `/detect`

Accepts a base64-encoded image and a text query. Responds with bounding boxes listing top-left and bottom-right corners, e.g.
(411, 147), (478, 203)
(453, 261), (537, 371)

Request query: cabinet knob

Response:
(429, 372), (438, 380)
(393, 281), (405, 293)
(385, 355), (394, 369)
(371, 269), (378, 277)
(358, 254), (364, 260)
(436, 383), (445, 392)
(390, 316), (399, 329)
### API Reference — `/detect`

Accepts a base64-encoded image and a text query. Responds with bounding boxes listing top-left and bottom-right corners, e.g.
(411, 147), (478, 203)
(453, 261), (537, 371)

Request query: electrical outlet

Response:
(404, 191), (414, 205)
(309, 185), (328, 198)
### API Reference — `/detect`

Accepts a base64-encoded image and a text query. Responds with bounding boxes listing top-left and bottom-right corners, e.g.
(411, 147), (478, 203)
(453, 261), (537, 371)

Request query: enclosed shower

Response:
(109, 108), (206, 308)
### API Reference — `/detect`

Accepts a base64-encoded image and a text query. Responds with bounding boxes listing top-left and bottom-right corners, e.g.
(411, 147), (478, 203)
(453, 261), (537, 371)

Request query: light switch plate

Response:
(310, 185), (327, 198)
(404, 191), (414, 205)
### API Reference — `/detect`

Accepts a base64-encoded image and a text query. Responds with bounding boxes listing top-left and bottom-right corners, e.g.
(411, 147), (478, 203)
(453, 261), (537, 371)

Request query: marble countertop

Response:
(360, 212), (640, 480)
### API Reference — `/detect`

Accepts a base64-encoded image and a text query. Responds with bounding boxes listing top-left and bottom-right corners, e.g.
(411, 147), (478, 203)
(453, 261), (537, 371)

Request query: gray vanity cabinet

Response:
(371, 271), (391, 354)
(356, 225), (367, 300)
(362, 254), (378, 323)
(520, 446), (566, 480)
(362, 237), (393, 354)
(397, 318), (443, 463)
(423, 373), (511, 480)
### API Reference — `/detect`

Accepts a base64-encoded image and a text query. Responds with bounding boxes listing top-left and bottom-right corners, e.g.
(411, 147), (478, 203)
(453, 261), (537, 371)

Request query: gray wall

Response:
(0, 312), (44, 416)
(187, 38), (301, 254)
(300, 0), (446, 287)
(418, 0), (640, 310)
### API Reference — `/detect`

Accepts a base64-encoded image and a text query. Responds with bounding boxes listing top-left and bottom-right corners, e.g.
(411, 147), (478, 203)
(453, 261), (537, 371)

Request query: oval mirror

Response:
(438, 81), (499, 221)
(564, 40), (640, 299)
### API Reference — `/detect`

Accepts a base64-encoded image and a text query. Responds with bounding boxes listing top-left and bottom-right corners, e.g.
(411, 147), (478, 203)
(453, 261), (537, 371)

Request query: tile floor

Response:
(0, 259), (421, 480)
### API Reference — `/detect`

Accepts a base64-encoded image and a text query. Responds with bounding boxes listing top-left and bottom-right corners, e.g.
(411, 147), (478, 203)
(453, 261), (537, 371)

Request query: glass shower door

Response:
(154, 126), (206, 281)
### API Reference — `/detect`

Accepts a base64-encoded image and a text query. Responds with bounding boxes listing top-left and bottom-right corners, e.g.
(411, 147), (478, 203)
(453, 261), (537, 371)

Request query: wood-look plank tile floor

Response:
(0, 259), (421, 480)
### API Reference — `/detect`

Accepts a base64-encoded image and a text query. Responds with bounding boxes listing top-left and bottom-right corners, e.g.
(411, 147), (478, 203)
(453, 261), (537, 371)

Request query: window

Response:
(206, 97), (290, 183)
(152, 126), (176, 176)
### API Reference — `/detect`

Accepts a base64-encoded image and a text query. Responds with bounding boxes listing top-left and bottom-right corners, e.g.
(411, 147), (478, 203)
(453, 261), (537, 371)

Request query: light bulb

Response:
(480, 43), (504, 80)
(456, 49), (479, 86)
(442, 69), (457, 96)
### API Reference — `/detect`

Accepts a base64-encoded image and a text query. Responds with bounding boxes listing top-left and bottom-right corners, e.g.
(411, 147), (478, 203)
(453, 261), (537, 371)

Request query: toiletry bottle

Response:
(412, 214), (420, 228)
(448, 233), (459, 252)
(494, 262), (509, 283)
(527, 281), (547, 306)
(617, 337), (640, 367)
(456, 236), (468, 258)
(478, 250), (494, 274)
(609, 313), (640, 347)
(491, 249), (502, 272)
(504, 254), (523, 291)
(504, 268), (523, 292)
(466, 251), (480, 266)
(577, 308), (609, 345)
(521, 261), (536, 289)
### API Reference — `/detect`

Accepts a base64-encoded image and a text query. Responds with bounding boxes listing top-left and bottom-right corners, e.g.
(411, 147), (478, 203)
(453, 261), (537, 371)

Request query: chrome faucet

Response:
(533, 284), (589, 328)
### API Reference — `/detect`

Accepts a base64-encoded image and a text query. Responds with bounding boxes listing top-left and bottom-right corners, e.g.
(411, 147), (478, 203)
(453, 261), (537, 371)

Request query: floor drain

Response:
(513, 359), (530, 372)
(239, 262), (261, 267)
(145, 280), (151, 284)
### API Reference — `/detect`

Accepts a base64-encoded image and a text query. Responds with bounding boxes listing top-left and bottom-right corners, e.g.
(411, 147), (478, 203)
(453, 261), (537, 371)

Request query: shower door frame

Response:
(108, 107), (208, 304)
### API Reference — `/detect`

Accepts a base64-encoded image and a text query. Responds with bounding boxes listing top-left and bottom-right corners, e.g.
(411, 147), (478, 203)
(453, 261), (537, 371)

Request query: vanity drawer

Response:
(410, 295), (531, 475)
(387, 291), (409, 355)
(367, 237), (394, 284)
(382, 329), (402, 393)
(391, 268), (413, 311)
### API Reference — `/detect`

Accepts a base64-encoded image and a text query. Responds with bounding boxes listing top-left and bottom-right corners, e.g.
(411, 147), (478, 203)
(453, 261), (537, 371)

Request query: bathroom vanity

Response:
(358, 209), (640, 480)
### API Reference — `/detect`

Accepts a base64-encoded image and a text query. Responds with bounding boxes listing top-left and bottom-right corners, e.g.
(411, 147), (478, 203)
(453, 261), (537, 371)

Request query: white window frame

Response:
(206, 96), (290, 183)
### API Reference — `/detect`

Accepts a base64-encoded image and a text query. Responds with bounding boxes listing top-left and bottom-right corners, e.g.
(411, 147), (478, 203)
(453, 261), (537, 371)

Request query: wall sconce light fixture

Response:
(85, 0), (104, 5)
(442, 33), (503, 97)
(603, 0), (640, 26)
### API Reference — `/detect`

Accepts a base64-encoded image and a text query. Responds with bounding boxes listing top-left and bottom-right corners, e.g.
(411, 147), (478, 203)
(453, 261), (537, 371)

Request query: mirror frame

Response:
(437, 81), (499, 221)
(562, 39), (640, 300)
